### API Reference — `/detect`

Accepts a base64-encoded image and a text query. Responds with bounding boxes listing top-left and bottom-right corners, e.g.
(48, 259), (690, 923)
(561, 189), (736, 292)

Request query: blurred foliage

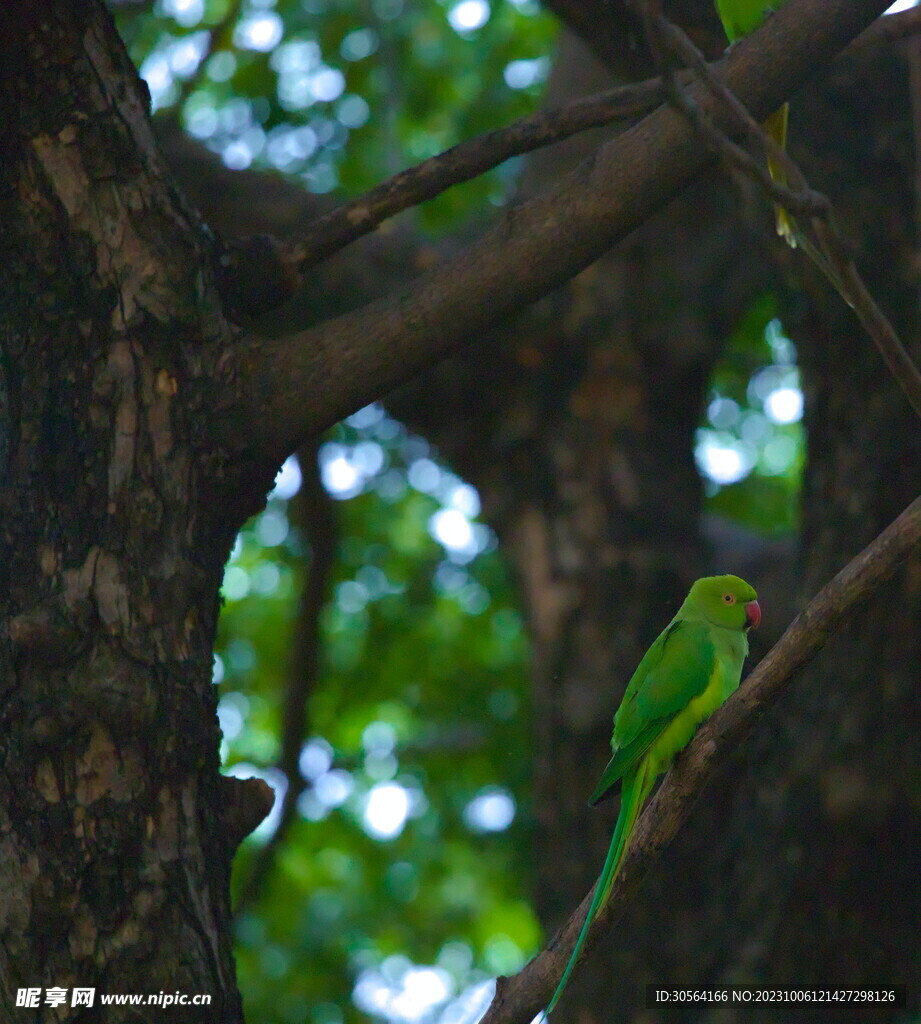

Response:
(217, 410), (535, 1024)
(695, 299), (805, 535)
(116, 0), (557, 231)
(111, 2), (806, 1021)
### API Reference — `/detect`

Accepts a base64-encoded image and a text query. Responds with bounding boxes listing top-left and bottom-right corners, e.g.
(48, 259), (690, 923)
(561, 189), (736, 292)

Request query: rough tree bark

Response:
(0, 4), (273, 1019)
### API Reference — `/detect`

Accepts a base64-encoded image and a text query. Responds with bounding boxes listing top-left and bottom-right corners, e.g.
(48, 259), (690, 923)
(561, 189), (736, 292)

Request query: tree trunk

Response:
(0, 4), (270, 1018)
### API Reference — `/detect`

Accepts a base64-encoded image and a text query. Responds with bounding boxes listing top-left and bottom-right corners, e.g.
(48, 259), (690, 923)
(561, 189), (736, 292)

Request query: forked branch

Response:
(270, 6), (921, 279)
(225, 0), (892, 462)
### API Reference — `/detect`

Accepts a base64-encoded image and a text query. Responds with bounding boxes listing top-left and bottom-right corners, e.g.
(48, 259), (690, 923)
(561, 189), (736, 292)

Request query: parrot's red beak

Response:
(744, 600), (761, 630)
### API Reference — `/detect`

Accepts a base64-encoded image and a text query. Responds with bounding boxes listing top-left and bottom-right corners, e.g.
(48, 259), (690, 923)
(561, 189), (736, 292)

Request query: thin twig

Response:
(644, 4), (921, 421)
(480, 493), (921, 1024)
(650, 12), (829, 217)
(286, 79), (673, 273)
(810, 217), (921, 417)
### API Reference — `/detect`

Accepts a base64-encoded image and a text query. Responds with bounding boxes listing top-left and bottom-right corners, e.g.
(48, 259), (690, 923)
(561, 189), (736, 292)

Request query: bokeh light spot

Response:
(448, 0), (491, 32)
(363, 720), (398, 756)
(695, 437), (754, 485)
(483, 934), (525, 975)
(217, 694), (246, 741)
(256, 508), (289, 547)
(271, 455), (302, 499)
(299, 738), (334, 780)
(463, 787), (515, 832)
(707, 395), (741, 430)
(207, 51), (236, 82)
(310, 67), (346, 103)
(430, 508), (474, 555)
(235, 12), (284, 52)
(222, 565), (250, 601)
(162, 0), (205, 28)
(503, 57), (548, 89)
(764, 386), (803, 424)
(363, 782), (410, 840)
(408, 457), (441, 494)
(337, 94), (371, 128)
(313, 769), (354, 809)
(341, 27), (379, 61)
(322, 451), (361, 497)
(353, 959), (455, 1023)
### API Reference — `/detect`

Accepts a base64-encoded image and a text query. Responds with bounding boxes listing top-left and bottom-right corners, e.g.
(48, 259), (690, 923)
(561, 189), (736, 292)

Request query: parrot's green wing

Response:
(588, 620), (715, 805)
(588, 721), (669, 805)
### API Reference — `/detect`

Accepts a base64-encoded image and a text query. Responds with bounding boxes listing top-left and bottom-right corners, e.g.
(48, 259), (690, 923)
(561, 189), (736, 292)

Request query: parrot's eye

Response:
(723, 593), (735, 604)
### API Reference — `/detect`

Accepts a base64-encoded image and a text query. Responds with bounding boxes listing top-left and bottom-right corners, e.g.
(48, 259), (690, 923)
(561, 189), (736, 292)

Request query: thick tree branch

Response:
(480, 492), (921, 1024)
(220, 0), (892, 463)
(544, 0), (921, 72)
(843, 5), (921, 59)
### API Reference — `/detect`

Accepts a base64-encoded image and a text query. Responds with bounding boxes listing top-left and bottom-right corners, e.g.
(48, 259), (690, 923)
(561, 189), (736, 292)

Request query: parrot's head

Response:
(688, 574), (761, 631)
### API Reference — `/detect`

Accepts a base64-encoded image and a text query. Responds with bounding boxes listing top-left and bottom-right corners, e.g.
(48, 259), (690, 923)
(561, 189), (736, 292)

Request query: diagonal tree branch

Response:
(480, 492), (921, 1024)
(835, 5), (921, 59)
(283, 80), (669, 274)
(544, 0), (921, 74)
(214, 7), (921, 317)
(810, 216), (921, 418)
(217, 0), (893, 463)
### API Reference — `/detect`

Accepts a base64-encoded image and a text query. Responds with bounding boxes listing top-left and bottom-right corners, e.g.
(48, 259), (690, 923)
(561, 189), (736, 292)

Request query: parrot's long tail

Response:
(546, 761), (653, 1015)
(762, 102), (854, 304)
(764, 103), (797, 248)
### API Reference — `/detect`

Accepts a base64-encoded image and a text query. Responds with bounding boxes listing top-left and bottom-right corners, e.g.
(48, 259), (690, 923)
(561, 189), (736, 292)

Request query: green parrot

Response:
(546, 575), (761, 1014)
(714, 0), (796, 246)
